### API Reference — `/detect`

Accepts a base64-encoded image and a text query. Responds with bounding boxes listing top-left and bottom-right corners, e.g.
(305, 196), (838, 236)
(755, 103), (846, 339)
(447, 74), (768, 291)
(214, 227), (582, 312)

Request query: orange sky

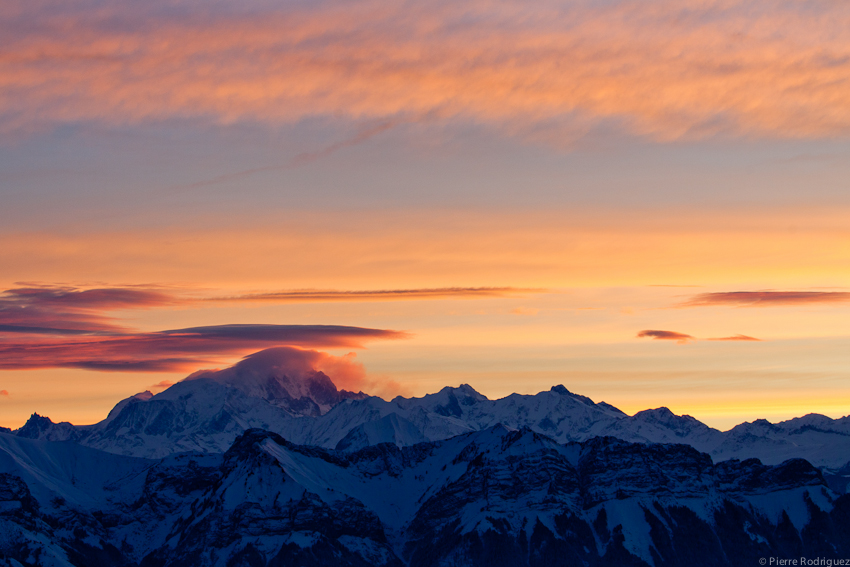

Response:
(1, 0), (850, 431)
(1, 207), (849, 291)
(2, 206), (850, 429)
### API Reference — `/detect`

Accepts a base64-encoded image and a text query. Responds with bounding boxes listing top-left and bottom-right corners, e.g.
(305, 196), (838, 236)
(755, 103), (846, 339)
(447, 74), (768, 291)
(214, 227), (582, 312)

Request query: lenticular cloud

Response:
(0, 323), (406, 372)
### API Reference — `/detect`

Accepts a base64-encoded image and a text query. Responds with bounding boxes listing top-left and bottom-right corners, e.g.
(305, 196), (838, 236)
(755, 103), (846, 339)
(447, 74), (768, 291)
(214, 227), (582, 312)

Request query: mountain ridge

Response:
(13, 379), (850, 470)
(9, 347), (850, 471)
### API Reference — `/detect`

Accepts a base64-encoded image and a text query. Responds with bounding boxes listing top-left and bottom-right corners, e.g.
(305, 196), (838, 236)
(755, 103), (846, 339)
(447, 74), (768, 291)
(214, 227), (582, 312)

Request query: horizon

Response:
(3, 344), (848, 433)
(2, 0), (850, 435)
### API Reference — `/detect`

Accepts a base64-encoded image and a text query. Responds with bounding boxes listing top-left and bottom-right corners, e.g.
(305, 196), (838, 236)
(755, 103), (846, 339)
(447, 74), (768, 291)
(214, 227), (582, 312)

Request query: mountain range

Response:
(10, 348), (850, 471)
(2, 346), (850, 566)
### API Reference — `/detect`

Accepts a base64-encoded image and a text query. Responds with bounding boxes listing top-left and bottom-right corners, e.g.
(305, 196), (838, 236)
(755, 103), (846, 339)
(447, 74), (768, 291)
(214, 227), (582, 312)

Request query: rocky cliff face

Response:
(2, 427), (849, 567)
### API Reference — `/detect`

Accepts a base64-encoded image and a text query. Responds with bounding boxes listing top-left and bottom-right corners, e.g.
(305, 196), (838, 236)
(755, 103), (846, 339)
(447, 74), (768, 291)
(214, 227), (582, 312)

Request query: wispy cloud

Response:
(681, 291), (850, 308)
(0, 324), (407, 372)
(637, 330), (695, 344)
(0, 284), (525, 338)
(3, 0), (850, 141)
(0, 390), (8, 397)
(707, 334), (761, 341)
(211, 287), (537, 303)
(638, 329), (762, 343)
(171, 119), (402, 191)
(0, 284), (175, 335)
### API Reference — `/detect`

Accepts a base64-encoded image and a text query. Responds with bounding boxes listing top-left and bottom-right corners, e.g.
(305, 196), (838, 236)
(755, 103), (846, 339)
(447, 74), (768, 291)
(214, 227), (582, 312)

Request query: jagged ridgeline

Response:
(3, 348), (850, 566)
(10, 348), (850, 468)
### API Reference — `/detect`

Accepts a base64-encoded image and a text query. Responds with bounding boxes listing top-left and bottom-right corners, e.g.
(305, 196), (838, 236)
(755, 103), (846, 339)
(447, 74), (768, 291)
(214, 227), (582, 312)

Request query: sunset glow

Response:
(2, 0), (849, 432)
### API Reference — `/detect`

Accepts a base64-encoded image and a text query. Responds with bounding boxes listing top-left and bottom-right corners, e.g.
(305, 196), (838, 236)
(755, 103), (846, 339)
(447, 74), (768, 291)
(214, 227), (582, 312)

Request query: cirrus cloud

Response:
(637, 330), (695, 344)
(707, 334), (761, 341)
(210, 287), (538, 303)
(680, 291), (850, 308)
(638, 329), (762, 343)
(2, 0), (850, 142)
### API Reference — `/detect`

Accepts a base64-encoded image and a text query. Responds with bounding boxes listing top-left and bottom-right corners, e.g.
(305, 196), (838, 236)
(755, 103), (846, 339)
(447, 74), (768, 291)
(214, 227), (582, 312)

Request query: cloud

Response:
(707, 334), (761, 341)
(3, 0), (850, 142)
(0, 284), (175, 335)
(637, 330), (695, 344)
(0, 324), (407, 372)
(212, 287), (537, 303)
(171, 119), (403, 190)
(0, 390), (8, 396)
(638, 330), (761, 343)
(156, 324), (406, 347)
(2, 285), (172, 309)
(681, 291), (850, 308)
(186, 346), (407, 398)
(191, 346), (366, 391)
(149, 380), (174, 390)
(0, 325), (94, 335)
(0, 284), (531, 337)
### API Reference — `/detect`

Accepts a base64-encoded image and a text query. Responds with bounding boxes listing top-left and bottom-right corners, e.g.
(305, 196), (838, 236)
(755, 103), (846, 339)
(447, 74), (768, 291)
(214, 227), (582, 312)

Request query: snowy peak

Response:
(393, 383), (488, 418)
(629, 407), (720, 437)
(550, 384), (600, 408)
(102, 390), (154, 425)
(13, 413), (76, 442)
(184, 346), (364, 416)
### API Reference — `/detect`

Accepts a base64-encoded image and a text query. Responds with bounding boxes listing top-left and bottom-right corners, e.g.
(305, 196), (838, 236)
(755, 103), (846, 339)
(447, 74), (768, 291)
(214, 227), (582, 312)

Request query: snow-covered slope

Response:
(0, 433), (152, 510)
(1, 427), (849, 566)
(712, 414), (850, 469)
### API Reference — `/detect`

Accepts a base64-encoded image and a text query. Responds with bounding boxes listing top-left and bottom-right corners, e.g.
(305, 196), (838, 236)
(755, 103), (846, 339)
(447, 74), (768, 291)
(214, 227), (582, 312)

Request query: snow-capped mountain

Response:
(185, 347), (367, 416)
(11, 347), (850, 468)
(1, 426), (848, 566)
(12, 347), (367, 458)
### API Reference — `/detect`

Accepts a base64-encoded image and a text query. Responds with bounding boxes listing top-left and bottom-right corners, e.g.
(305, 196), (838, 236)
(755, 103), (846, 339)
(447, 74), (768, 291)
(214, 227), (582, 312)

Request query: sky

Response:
(1, 0), (850, 430)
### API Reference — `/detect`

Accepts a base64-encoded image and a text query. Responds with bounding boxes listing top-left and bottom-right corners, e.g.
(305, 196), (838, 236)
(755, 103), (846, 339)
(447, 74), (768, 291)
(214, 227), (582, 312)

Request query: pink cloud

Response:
(187, 346), (408, 398)
(0, 285), (528, 339)
(210, 287), (537, 303)
(0, 284), (175, 335)
(680, 291), (850, 308)
(637, 330), (695, 344)
(707, 334), (762, 341)
(2, 0), (850, 141)
(0, 324), (407, 372)
(0, 390), (8, 396)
